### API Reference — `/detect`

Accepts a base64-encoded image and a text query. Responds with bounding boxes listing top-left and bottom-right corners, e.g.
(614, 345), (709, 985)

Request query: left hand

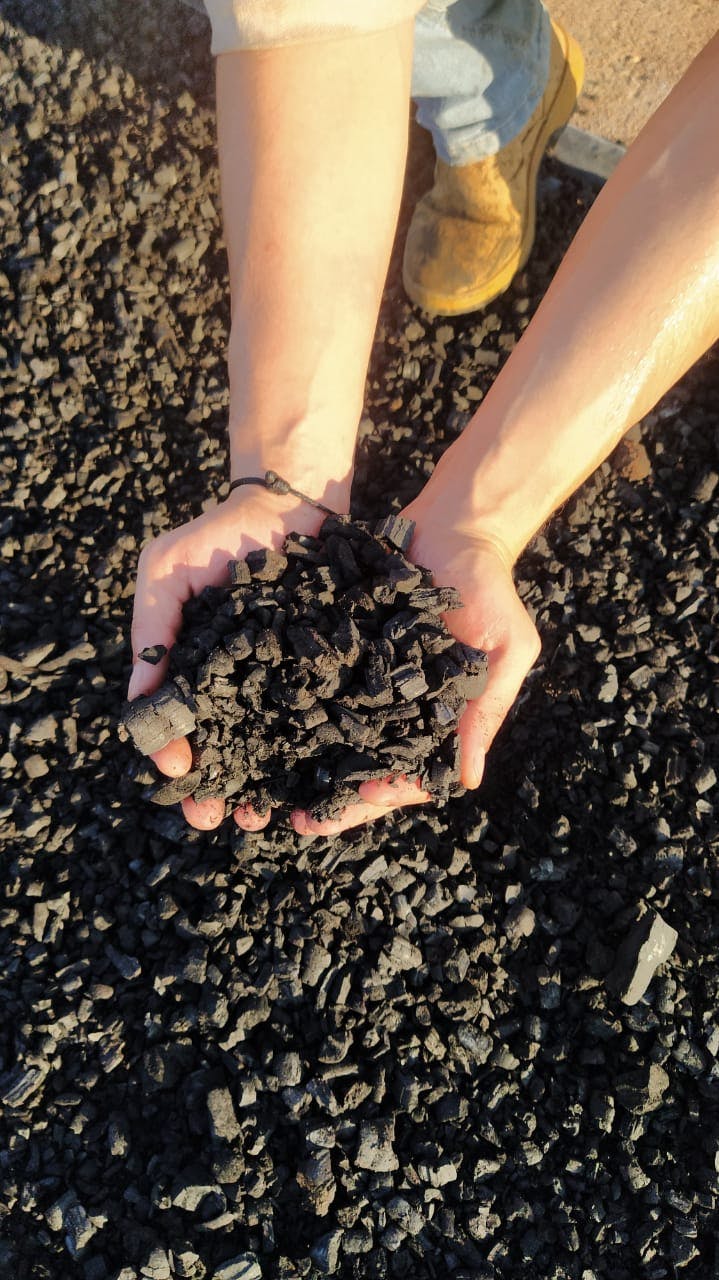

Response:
(291, 516), (541, 837)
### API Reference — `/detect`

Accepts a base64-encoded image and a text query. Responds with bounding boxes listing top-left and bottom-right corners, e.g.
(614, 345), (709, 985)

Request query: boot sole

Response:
(404, 23), (585, 317)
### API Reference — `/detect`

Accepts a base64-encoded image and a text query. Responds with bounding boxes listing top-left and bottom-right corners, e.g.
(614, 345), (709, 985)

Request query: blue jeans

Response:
(184, 0), (550, 164)
(413, 0), (550, 163)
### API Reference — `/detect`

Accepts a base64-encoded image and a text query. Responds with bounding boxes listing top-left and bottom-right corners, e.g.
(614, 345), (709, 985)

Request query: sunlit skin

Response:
(128, 32), (719, 836)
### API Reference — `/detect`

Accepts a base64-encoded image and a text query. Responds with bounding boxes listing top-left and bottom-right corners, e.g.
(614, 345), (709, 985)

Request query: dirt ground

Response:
(551, 0), (717, 144)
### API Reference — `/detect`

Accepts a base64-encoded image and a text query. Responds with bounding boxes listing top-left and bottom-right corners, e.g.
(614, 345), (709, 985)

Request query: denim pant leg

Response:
(412, 0), (550, 164)
(179, 0), (547, 165)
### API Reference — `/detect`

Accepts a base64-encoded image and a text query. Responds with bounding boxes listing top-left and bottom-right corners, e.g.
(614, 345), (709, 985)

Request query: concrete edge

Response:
(549, 124), (627, 183)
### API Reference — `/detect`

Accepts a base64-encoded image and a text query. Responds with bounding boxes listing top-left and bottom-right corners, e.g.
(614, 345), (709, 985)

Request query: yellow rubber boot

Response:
(403, 19), (584, 316)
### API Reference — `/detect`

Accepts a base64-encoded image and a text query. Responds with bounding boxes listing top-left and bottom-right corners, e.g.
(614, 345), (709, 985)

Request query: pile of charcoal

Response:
(122, 511), (487, 819)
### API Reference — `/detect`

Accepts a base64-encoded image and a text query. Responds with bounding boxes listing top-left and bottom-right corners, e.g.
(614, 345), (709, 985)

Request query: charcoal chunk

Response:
(297, 1149), (336, 1215)
(255, 629), (282, 665)
(0, 1063), (48, 1107)
(147, 771), (201, 805)
(287, 625), (330, 661)
(63, 1202), (96, 1258)
(245, 548), (288, 581)
(335, 752), (388, 784)
(212, 1254), (262, 1280)
(228, 558), (251, 586)
(141, 1247), (171, 1279)
(207, 1087), (241, 1144)
(392, 664), (429, 701)
(325, 534), (361, 584)
(386, 555), (423, 593)
(355, 1118), (398, 1171)
(138, 644), (167, 665)
(615, 1064), (670, 1114)
(608, 906), (678, 1005)
(331, 615), (361, 663)
(407, 585), (463, 612)
(374, 514), (415, 553)
(310, 1230), (343, 1274)
(386, 1197), (424, 1236)
(121, 682), (196, 756)
(226, 631), (254, 662)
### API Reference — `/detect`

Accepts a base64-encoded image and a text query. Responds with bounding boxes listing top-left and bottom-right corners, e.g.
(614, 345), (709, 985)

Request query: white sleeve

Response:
(203, 0), (423, 54)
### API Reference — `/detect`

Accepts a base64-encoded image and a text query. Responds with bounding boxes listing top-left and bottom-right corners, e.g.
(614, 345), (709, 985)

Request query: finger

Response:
(127, 636), (176, 701)
(151, 737), (193, 778)
(233, 804), (272, 832)
(457, 700), (487, 789)
(292, 775), (432, 838)
(291, 799), (396, 838)
(129, 551), (187, 700)
(459, 620), (540, 788)
(181, 794), (225, 830)
(357, 774), (431, 807)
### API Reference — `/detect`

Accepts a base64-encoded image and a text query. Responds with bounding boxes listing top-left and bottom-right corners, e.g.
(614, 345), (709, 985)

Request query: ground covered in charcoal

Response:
(1, 5), (719, 1279)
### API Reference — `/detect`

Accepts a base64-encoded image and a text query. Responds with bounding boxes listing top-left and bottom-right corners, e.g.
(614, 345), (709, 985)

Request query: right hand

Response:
(291, 519), (541, 837)
(128, 484), (335, 832)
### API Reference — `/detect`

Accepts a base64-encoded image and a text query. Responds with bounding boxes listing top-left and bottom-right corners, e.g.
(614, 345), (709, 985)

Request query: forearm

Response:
(410, 35), (719, 561)
(216, 25), (414, 508)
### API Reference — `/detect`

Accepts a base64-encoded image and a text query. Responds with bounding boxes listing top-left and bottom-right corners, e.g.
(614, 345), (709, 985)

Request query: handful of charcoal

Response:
(121, 513), (488, 822)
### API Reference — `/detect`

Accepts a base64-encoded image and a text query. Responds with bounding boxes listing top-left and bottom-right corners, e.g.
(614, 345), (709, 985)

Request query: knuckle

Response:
(136, 542), (157, 575)
(138, 532), (173, 577)
(519, 615), (542, 664)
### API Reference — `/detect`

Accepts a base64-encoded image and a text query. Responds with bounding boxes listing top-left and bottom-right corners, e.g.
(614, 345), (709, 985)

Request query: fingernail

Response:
(472, 749), (485, 788)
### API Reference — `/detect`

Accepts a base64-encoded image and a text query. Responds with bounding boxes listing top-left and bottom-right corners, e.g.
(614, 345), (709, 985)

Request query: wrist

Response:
(412, 387), (628, 562)
(228, 409), (357, 514)
(407, 425), (544, 566)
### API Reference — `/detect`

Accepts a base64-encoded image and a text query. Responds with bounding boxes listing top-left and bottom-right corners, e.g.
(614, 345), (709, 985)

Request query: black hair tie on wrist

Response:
(226, 470), (337, 516)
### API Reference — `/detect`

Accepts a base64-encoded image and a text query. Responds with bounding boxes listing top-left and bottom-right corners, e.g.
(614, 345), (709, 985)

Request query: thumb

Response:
(459, 622), (541, 788)
(128, 548), (186, 701)
(127, 545), (193, 779)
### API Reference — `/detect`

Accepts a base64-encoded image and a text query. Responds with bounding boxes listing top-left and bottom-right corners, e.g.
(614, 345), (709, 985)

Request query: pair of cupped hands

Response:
(127, 478), (540, 838)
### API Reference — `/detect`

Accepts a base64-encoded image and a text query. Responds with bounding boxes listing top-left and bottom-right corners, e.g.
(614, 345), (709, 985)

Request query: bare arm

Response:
(301, 33), (719, 836)
(217, 24), (414, 506)
(129, 25), (415, 830)
(408, 33), (719, 563)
